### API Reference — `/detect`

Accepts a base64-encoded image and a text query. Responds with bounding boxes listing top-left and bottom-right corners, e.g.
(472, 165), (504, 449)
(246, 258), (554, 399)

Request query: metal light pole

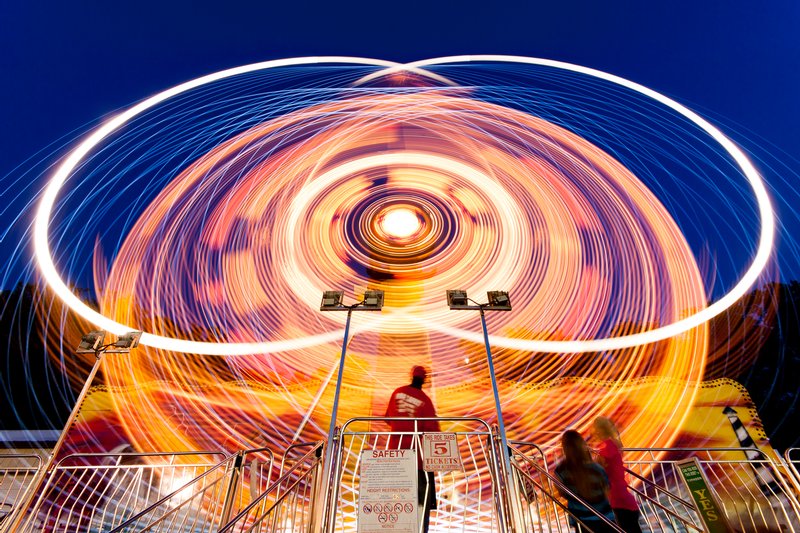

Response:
(5, 330), (142, 533)
(446, 290), (515, 528)
(317, 290), (383, 533)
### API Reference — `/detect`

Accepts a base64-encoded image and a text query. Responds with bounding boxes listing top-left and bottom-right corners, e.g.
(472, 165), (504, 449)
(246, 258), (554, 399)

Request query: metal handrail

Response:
(280, 441), (320, 476)
(135, 467), (233, 532)
(622, 466), (704, 532)
(625, 447), (800, 505)
(218, 441), (323, 533)
(231, 446), (276, 520)
(0, 453), (44, 532)
(785, 448), (800, 493)
(624, 446), (800, 532)
(107, 452), (237, 532)
(510, 445), (624, 533)
(9, 449), (228, 532)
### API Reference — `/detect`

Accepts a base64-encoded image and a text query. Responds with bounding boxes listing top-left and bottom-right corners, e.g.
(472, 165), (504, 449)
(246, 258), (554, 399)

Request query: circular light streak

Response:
(33, 56), (774, 356)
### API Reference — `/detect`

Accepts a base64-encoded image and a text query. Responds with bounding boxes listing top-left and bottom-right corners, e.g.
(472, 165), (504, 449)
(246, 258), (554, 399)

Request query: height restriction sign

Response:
(422, 433), (463, 472)
(358, 449), (418, 533)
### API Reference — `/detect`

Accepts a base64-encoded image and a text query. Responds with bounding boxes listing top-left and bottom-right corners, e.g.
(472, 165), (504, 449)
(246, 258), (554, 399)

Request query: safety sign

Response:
(358, 449), (418, 533)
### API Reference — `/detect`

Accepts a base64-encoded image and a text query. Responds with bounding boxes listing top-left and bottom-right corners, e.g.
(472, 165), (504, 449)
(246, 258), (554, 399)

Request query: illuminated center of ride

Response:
(380, 207), (420, 239)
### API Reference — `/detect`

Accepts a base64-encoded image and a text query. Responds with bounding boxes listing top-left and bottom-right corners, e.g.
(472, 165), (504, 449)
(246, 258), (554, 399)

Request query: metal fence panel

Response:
(507, 443), (800, 533)
(219, 442), (323, 533)
(785, 448), (800, 495)
(0, 453), (43, 528)
(12, 451), (226, 532)
(328, 417), (501, 533)
(623, 447), (800, 533)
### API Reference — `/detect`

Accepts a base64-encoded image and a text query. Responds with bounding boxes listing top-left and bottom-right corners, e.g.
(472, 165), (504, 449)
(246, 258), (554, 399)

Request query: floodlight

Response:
(361, 289), (384, 310)
(320, 291), (344, 311)
(486, 291), (512, 311)
(446, 290), (470, 309)
(107, 331), (143, 352)
(76, 331), (105, 353)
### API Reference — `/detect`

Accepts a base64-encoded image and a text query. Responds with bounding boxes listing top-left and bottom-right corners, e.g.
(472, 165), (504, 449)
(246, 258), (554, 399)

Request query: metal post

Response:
(479, 308), (512, 476)
(4, 349), (105, 532)
(218, 451), (245, 527)
(479, 307), (516, 533)
(319, 306), (353, 533)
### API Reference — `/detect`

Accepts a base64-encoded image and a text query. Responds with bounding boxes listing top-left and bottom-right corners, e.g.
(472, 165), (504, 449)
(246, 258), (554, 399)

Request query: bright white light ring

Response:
(281, 151), (527, 324)
(34, 55), (775, 355)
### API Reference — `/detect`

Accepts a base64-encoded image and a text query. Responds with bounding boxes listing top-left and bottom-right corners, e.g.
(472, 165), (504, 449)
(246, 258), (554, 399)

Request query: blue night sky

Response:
(1, 0), (799, 284)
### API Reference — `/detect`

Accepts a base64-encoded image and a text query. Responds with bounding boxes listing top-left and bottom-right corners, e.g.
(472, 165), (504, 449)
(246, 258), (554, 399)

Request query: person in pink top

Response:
(385, 366), (441, 533)
(592, 416), (642, 532)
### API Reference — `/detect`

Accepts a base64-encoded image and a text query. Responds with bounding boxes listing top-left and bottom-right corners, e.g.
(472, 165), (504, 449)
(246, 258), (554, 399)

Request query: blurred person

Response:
(593, 417), (642, 532)
(385, 365), (440, 533)
(555, 430), (618, 533)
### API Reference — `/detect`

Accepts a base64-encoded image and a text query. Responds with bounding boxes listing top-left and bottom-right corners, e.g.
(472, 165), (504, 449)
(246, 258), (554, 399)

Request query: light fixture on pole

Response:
(7, 330), (142, 531)
(318, 289), (384, 532)
(446, 290), (514, 506)
(76, 330), (106, 353)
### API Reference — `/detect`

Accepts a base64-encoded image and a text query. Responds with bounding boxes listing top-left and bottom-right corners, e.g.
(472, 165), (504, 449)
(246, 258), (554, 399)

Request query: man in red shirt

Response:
(385, 366), (440, 533)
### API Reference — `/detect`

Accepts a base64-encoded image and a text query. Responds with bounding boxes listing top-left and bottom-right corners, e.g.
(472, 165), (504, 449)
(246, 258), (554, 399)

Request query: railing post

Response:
(319, 427), (342, 533)
(504, 445), (526, 533)
(218, 451), (245, 527)
(307, 444), (325, 533)
(490, 425), (517, 533)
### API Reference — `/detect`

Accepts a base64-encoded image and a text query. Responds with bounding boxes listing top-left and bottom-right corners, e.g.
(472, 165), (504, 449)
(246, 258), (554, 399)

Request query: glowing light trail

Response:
(33, 57), (774, 358)
(21, 57), (778, 457)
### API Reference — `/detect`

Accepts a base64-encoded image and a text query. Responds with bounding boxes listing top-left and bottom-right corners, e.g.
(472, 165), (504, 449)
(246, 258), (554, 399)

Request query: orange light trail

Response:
(85, 91), (710, 452)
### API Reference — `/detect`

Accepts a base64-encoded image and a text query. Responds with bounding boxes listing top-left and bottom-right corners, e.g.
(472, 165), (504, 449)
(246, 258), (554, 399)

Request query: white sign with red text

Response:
(422, 433), (463, 472)
(358, 449), (418, 533)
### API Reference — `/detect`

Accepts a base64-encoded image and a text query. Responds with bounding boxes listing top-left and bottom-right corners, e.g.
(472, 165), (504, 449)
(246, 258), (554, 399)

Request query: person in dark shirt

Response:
(554, 430), (618, 532)
(385, 366), (440, 533)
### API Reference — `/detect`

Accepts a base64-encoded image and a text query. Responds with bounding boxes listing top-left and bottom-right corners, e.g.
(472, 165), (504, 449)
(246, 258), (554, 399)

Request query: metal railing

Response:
(621, 465), (704, 532)
(5, 438), (800, 533)
(8, 450), (226, 532)
(508, 443), (623, 533)
(106, 451), (245, 532)
(224, 447), (277, 523)
(785, 448), (800, 494)
(0, 453), (44, 529)
(325, 417), (502, 533)
(218, 441), (323, 533)
(507, 442), (800, 533)
(624, 447), (800, 533)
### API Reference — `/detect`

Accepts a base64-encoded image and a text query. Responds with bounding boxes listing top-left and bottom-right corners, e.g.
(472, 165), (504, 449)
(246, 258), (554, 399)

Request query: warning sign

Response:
(358, 449), (418, 533)
(422, 433), (463, 472)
